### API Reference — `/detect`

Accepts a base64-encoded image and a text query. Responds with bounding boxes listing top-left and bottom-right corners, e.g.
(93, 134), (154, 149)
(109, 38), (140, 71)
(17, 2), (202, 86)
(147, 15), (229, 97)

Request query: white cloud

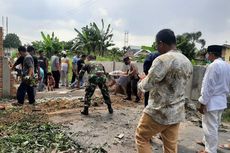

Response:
(98, 8), (108, 17)
(114, 18), (126, 28)
(112, 30), (153, 48)
(2, 0), (230, 49)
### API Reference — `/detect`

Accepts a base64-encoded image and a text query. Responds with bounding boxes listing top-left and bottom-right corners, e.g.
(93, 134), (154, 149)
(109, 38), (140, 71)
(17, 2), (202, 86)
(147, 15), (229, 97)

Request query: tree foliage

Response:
(3, 33), (21, 48)
(32, 32), (64, 58)
(72, 19), (114, 56)
(108, 47), (124, 61)
(141, 45), (155, 52)
(176, 31), (206, 60)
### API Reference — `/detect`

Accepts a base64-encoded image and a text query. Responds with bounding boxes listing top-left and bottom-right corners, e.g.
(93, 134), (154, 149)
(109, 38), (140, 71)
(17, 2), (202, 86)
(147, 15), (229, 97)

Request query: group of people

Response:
(8, 28), (230, 153)
(135, 29), (230, 153)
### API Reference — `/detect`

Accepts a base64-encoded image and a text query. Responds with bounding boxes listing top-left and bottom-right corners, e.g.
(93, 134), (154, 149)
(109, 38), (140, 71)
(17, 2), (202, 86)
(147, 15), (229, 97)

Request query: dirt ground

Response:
(1, 88), (230, 153)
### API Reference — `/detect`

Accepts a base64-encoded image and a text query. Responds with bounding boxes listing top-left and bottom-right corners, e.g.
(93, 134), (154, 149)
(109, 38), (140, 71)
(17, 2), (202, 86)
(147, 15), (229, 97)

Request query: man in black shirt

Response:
(12, 46), (35, 106)
(38, 50), (48, 84)
(143, 52), (160, 107)
(27, 46), (39, 76)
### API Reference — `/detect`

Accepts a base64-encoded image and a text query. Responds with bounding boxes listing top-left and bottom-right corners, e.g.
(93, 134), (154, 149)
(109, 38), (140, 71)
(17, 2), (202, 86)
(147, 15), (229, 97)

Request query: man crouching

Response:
(77, 55), (113, 115)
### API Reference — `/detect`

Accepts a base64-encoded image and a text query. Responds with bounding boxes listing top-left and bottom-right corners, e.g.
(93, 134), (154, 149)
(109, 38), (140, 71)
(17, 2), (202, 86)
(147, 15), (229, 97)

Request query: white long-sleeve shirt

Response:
(199, 58), (230, 111)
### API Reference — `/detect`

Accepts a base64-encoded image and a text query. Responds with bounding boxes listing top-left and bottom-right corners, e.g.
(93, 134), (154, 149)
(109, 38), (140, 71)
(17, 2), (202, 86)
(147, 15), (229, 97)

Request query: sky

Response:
(0, 0), (230, 48)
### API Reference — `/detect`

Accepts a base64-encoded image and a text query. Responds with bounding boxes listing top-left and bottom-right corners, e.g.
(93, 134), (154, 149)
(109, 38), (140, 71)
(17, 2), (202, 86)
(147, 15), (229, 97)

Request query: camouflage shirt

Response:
(79, 61), (107, 83)
(138, 50), (193, 125)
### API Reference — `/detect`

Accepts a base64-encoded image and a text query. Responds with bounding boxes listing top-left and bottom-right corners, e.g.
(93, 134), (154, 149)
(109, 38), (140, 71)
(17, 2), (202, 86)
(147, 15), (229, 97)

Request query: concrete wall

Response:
(100, 61), (207, 101)
(101, 61), (143, 73)
(223, 48), (230, 64)
(0, 27), (3, 97)
(190, 66), (206, 100)
(0, 27), (16, 98)
(2, 57), (11, 96)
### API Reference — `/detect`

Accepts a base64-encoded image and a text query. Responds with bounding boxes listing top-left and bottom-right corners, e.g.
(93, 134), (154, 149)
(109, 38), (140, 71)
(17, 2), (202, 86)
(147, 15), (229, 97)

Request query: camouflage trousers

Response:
(84, 82), (111, 107)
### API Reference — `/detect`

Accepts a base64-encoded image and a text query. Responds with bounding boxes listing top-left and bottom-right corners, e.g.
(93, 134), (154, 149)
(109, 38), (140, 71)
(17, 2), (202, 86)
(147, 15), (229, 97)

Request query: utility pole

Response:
(124, 31), (129, 47)
(2, 16), (4, 27)
(6, 16), (8, 35)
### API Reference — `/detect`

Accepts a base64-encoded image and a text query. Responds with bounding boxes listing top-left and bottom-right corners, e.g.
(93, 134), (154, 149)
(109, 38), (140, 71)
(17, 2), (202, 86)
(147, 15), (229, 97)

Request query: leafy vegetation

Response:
(141, 45), (155, 52)
(3, 33), (21, 48)
(177, 31), (206, 60)
(0, 109), (85, 153)
(72, 19), (114, 56)
(32, 32), (64, 58)
(222, 109), (230, 122)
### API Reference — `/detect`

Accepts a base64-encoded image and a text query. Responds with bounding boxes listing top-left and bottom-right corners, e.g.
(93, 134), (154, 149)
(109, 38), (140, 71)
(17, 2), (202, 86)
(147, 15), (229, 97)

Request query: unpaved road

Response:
(36, 88), (230, 153)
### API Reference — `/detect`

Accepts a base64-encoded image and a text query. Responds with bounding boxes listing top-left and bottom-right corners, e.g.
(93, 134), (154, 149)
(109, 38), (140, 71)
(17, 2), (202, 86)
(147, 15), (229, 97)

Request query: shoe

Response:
(81, 106), (89, 115)
(123, 97), (131, 101)
(135, 97), (140, 103)
(11, 102), (23, 106)
(108, 105), (113, 114)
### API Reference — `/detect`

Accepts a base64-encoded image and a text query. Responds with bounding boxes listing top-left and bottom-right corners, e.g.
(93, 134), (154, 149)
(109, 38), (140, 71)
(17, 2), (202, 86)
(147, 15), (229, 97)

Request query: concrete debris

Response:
(116, 133), (124, 139)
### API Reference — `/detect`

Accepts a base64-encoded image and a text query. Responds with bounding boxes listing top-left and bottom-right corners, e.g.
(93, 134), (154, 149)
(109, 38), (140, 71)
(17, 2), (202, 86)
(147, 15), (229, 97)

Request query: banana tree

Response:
(72, 19), (114, 56)
(32, 32), (63, 58)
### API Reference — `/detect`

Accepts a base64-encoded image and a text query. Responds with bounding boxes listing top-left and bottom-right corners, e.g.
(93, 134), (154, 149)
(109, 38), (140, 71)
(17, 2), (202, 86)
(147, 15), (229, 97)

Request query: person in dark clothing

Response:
(12, 46), (40, 81)
(71, 51), (79, 84)
(76, 54), (86, 86)
(11, 56), (24, 69)
(123, 57), (140, 102)
(38, 50), (48, 85)
(51, 51), (60, 88)
(143, 52), (160, 107)
(27, 46), (39, 76)
(12, 46), (35, 106)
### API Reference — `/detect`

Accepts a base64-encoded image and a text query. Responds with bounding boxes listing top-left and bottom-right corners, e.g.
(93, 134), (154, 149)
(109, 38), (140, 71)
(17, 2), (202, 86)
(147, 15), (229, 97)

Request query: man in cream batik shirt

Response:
(135, 29), (193, 153)
(197, 45), (230, 153)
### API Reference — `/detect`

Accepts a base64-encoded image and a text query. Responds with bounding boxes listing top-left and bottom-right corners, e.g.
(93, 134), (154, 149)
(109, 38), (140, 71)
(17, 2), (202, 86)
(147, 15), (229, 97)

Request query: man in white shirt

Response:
(197, 45), (230, 153)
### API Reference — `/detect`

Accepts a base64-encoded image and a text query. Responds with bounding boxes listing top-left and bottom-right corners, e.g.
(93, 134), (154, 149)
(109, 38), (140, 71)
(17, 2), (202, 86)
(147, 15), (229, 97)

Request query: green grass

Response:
(222, 109), (230, 122)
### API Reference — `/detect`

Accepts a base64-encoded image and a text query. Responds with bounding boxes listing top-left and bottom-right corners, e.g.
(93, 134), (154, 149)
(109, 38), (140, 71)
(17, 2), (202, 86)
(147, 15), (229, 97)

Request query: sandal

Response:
(196, 141), (205, 147)
(219, 144), (230, 150)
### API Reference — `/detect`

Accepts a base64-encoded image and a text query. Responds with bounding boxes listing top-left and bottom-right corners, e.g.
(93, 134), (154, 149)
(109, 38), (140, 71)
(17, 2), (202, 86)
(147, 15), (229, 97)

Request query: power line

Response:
(28, 0), (98, 40)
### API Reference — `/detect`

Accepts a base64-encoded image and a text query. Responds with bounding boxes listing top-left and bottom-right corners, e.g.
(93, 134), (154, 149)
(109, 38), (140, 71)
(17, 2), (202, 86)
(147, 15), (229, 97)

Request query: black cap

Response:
(123, 56), (130, 61)
(207, 45), (223, 53)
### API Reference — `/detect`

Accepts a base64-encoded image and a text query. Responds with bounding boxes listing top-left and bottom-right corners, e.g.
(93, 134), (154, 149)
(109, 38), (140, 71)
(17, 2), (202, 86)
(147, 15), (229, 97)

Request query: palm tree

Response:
(72, 19), (114, 56)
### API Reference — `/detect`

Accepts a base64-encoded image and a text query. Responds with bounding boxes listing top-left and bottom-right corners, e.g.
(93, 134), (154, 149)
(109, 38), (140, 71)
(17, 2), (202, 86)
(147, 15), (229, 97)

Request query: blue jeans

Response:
(17, 81), (35, 104)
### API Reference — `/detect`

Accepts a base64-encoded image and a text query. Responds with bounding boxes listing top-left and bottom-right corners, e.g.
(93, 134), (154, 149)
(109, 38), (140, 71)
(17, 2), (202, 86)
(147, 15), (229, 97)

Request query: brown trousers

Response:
(135, 113), (180, 153)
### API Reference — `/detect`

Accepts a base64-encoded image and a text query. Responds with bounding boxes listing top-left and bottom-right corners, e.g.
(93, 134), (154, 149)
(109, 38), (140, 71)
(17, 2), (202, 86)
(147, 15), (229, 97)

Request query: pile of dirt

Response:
(36, 97), (84, 113)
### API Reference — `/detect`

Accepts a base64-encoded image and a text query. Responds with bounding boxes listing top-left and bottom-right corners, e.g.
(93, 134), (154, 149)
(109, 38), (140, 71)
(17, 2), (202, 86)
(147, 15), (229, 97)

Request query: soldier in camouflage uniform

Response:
(77, 55), (113, 115)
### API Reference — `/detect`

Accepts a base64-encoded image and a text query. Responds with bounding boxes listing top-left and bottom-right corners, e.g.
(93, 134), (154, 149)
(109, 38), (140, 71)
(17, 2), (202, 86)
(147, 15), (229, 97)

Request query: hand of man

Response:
(76, 81), (80, 89)
(10, 66), (14, 71)
(139, 73), (146, 80)
(198, 104), (206, 114)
